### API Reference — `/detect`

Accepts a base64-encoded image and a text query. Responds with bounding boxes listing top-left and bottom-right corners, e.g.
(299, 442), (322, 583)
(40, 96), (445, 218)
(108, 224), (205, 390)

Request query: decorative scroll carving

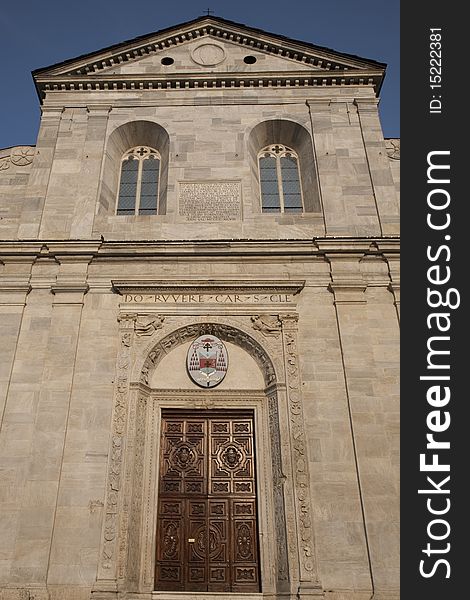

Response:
(0, 146), (35, 171)
(268, 394), (289, 582)
(280, 314), (318, 582)
(385, 138), (400, 160)
(236, 523), (254, 559)
(134, 314), (165, 336)
(100, 314), (134, 572)
(11, 146), (36, 166)
(126, 396), (147, 583)
(251, 314), (282, 337)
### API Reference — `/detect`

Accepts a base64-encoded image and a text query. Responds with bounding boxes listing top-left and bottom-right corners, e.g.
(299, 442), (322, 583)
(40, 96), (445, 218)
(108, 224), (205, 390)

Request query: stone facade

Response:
(0, 16), (399, 600)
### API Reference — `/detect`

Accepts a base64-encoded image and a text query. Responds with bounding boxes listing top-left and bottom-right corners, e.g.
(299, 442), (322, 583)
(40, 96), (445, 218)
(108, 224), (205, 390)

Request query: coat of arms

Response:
(187, 335), (228, 388)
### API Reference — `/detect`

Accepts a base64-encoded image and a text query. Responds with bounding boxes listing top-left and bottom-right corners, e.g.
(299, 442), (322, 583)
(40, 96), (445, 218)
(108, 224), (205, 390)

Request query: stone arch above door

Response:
(135, 320), (280, 390)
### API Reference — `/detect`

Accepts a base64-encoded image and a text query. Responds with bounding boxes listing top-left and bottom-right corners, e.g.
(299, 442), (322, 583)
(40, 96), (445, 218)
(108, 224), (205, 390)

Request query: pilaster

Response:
(355, 98), (400, 236)
(279, 313), (323, 598)
(70, 106), (112, 239)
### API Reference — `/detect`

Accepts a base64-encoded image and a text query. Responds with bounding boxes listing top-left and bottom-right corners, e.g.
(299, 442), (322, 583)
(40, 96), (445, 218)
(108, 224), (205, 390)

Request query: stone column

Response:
(279, 314), (323, 599)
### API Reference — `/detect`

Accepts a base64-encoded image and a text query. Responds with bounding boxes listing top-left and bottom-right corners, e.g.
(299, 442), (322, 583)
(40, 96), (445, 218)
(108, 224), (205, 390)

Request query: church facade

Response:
(0, 16), (400, 600)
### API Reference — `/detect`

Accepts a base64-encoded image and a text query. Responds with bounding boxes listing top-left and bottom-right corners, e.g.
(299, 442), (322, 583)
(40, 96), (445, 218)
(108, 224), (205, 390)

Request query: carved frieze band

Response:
(125, 395), (147, 584)
(280, 314), (319, 583)
(100, 314), (135, 574)
(0, 146), (35, 171)
(268, 393), (289, 582)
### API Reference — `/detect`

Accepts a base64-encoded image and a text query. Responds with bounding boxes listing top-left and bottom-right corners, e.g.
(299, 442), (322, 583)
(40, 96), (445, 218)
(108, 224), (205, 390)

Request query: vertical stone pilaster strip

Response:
(279, 314), (322, 594)
(19, 107), (63, 238)
(267, 391), (290, 585)
(125, 394), (148, 586)
(95, 313), (135, 590)
(70, 105), (111, 238)
(355, 98), (400, 236)
(0, 275), (31, 428)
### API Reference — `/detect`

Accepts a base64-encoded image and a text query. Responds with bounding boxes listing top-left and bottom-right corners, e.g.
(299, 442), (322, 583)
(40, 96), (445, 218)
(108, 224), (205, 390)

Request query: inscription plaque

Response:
(179, 182), (241, 222)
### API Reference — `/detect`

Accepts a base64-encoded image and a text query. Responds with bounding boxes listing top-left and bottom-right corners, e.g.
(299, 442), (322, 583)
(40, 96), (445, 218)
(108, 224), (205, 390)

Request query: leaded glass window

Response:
(116, 146), (161, 215)
(258, 145), (303, 213)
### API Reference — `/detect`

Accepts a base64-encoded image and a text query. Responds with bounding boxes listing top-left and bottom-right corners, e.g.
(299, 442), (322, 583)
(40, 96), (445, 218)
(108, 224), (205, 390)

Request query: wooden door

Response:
(155, 412), (260, 592)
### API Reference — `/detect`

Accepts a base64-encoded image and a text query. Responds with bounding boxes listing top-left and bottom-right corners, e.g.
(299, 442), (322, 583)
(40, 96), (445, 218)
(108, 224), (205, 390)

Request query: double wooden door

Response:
(155, 411), (260, 592)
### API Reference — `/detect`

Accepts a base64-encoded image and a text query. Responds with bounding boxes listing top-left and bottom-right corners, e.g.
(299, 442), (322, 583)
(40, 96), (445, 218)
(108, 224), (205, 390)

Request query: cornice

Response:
(34, 70), (382, 100)
(0, 238), (400, 261)
(111, 279), (305, 296)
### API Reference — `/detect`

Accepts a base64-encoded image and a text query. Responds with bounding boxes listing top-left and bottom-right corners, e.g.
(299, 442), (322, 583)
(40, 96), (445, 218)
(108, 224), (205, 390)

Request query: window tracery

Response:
(258, 145), (303, 213)
(116, 146), (161, 215)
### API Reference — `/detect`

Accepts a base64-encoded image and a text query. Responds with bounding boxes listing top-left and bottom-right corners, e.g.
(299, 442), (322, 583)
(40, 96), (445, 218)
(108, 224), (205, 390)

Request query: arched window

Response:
(116, 146), (161, 215)
(258, 145), (303, 213)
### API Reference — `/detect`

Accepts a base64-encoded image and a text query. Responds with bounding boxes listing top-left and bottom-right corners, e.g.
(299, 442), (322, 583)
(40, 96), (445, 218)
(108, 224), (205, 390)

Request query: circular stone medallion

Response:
(191, 43), (226, 66)
(187, 334), (228, 388)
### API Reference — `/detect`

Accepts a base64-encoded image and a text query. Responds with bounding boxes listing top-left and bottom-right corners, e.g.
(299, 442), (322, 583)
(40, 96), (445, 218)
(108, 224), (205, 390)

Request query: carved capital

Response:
(354, 97), (380, 113)
(117, 313), (136, 327)
(87, 105), (112, 117)
(134, 314), (165, 337)
(51, 282), (89, 294)
(388, 282), (400, 304)
(279, 313), (299, 330)
(306, 98), (332, 111)
(328, 282), (367, 304)
(40, 106), (64, 121)
(0, 282), (31, 306)
(251, 314), (282, 337)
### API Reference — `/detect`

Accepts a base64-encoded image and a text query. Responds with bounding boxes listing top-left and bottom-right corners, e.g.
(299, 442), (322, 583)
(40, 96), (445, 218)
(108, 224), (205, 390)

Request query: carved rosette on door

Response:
(155, 412), (260, 592)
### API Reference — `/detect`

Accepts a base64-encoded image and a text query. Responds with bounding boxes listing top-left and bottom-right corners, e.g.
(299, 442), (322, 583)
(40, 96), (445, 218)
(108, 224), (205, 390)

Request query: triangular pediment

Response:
(33, 16), (386, 98)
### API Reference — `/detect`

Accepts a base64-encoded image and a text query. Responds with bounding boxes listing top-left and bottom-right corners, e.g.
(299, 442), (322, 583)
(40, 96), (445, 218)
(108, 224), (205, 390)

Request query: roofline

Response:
(32, 14), (387, 76)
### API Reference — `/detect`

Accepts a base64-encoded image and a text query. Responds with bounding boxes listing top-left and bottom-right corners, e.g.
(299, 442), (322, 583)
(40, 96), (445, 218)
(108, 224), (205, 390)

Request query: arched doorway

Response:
(94, 316), (320, 599)
(146, 324), (279, 595)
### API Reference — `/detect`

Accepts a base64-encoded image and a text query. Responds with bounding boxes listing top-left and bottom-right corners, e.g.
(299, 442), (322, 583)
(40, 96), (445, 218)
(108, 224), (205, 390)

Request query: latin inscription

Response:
(122, 293), (292, 304)
(179, 182), (241, 222)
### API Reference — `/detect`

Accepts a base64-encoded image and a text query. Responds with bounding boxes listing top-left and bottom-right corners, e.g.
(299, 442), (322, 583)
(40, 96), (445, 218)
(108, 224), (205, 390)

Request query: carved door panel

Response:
(155, 412), (260, 592)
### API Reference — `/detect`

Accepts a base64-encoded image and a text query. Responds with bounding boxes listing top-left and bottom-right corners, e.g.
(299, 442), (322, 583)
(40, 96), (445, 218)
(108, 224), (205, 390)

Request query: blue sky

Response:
(0, 0), (399, 148)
